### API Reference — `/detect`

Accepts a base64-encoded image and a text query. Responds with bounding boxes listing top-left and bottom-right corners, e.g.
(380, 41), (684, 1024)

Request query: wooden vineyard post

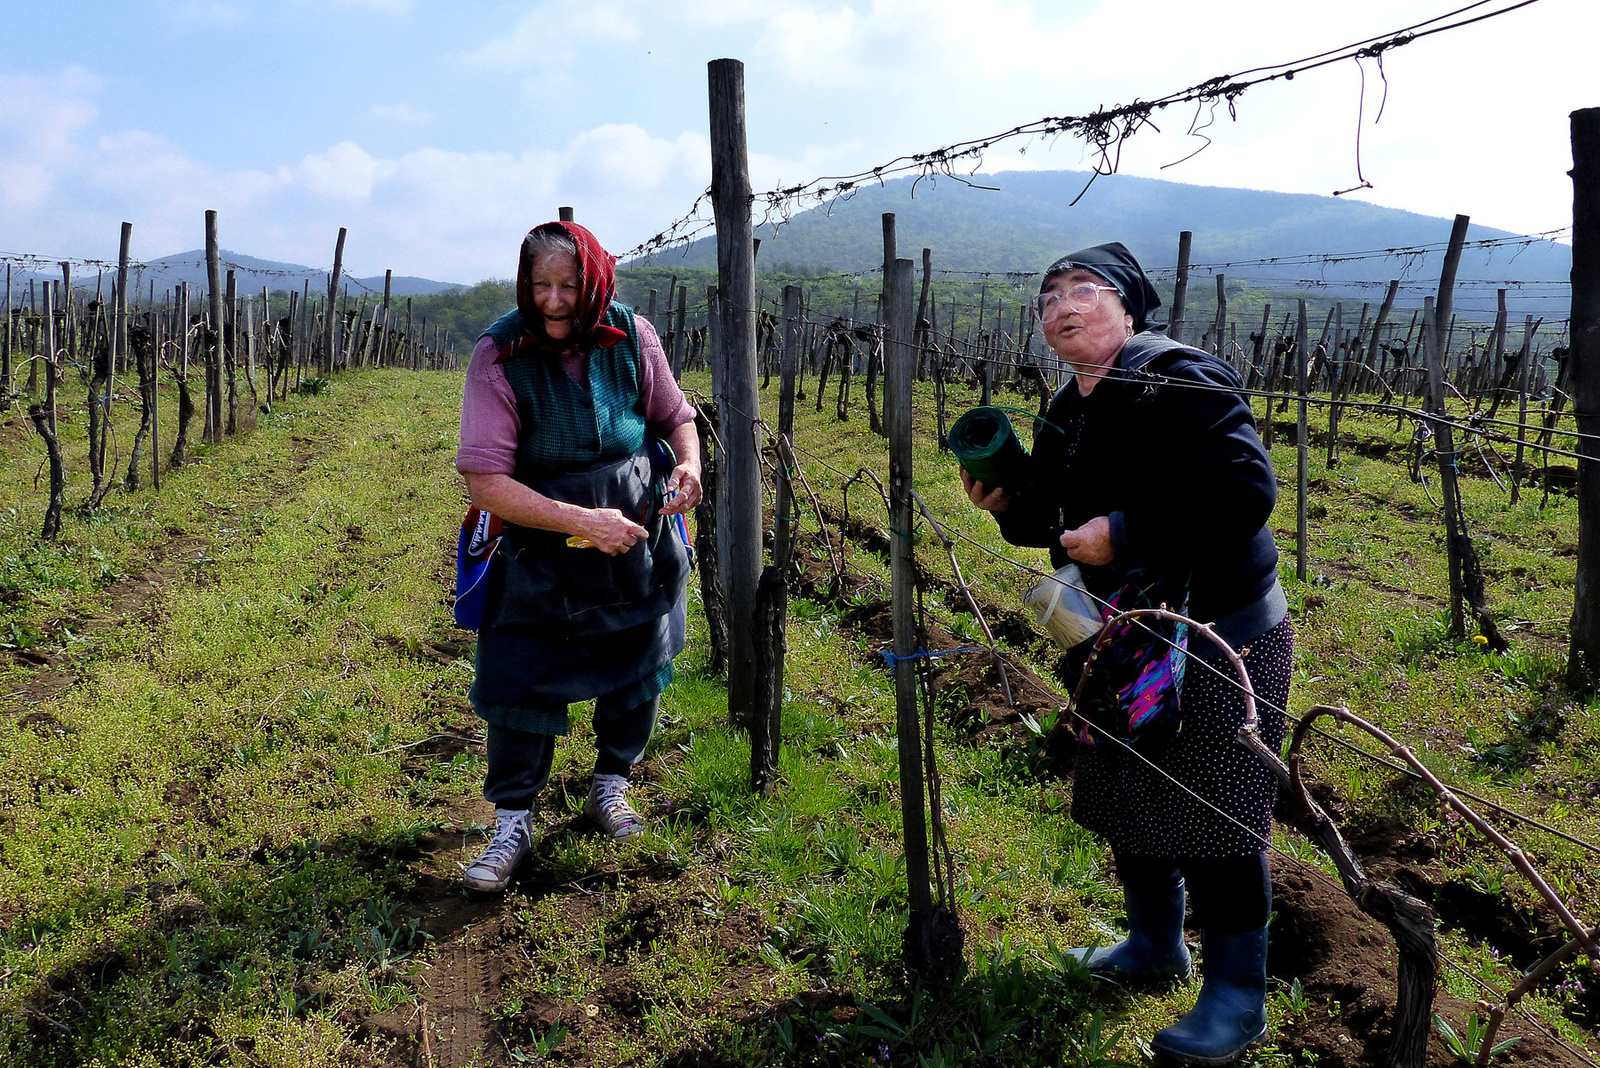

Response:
(323, 227), (345, 375)
(1365, 279), (1400, 401)
(225, 270), (238, 435)
(916, 248), (932, 380)
(1429, 215), (1507, 651)
(1511, 316), (1537, 505)
(886, 253), (959, 982)
(671, 285), (688, 379)
(1568, 108), (1600, 692)
(1213, 274), (1227, 357)
(3, 264), (11, 405)
(205, 212), (225, 443)
(150, 274), (160, 491)
(1296, 300), (1309, 583)
(380, 269), (393, 368)
(708, 58), (762, 726)
(108, 223), (131, 487)
(1423, 295), (1463, 631)
(1170, 230), (1192, 346)
(31, 281), (64, 540)
(172, 282), (193, 466)
(751, 283), (802, 795)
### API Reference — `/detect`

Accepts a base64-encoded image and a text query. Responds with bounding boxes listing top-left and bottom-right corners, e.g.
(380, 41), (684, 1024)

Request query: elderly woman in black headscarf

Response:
(961, 243), (1290, 1065)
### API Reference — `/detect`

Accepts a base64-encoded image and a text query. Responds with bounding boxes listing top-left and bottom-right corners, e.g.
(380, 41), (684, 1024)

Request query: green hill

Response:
(625, 169), (1570, 325)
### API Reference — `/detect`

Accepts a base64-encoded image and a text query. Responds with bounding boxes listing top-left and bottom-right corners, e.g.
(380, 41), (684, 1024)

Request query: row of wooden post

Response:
(2, 216), (460, 540)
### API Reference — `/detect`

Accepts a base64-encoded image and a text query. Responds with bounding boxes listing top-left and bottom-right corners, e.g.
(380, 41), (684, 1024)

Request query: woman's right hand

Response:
(572, 508), (649, 555)
(960, 467), (1009, 513)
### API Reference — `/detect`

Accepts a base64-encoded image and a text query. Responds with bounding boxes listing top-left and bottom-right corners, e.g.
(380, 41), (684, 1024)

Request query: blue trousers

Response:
(1115, 851), (1272, 933)
(483, 693), (658, 811)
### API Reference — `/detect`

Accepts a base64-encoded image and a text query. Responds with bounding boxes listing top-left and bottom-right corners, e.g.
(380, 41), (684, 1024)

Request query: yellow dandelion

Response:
(1471, 634), (1488, 645)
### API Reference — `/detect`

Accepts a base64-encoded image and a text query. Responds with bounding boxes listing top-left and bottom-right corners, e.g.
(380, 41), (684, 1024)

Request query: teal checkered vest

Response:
(484, 303), (645, 483)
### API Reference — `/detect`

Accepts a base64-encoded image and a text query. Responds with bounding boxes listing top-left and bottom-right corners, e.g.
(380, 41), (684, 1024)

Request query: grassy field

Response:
(0, 365), (1595, 1067)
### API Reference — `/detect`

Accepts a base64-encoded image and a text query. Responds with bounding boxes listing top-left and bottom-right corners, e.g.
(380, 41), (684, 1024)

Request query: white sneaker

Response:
(461, 808), (533, 891)
(584, 774), (645, 839)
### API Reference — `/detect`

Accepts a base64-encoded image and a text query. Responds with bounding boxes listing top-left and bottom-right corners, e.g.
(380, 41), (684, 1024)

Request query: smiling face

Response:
(1039, 267), (1133, 377)
(528, 250), (581, 340)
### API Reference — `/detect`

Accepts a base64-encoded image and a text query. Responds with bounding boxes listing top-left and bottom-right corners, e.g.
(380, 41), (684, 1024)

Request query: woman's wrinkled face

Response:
(1039, 267), (1132, 371)
(529, 251), (581, 339)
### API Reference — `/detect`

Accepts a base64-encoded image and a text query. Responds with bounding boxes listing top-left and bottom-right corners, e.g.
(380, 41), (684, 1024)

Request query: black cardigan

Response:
(994, 333), (1281, 635)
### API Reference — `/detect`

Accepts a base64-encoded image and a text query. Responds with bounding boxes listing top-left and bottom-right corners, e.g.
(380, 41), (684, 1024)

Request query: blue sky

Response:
(2, 0), (1592, 283)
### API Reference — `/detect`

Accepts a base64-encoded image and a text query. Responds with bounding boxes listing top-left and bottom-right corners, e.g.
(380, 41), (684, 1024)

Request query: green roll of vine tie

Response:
(948, 405), (1030, 493)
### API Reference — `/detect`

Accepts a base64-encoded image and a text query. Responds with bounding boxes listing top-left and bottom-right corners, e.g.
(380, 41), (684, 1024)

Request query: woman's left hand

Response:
(660, 463), (703, 515)
(1060, 516), (1114, 565)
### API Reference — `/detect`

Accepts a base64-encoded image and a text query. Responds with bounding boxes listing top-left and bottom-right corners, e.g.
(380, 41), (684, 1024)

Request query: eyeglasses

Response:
(1031, 284), (1120, 322)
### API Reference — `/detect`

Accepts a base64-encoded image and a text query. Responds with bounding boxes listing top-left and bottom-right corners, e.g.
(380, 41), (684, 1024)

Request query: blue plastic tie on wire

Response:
(879, 646), (985, 668)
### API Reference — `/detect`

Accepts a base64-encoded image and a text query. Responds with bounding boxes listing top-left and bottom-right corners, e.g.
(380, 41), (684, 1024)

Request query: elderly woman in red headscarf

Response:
(454, 221), (700, 891)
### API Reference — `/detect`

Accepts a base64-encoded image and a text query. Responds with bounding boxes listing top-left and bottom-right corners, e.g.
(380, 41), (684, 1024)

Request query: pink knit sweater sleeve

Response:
(636, 316), (696, 436)
(456, 334), (519, 475)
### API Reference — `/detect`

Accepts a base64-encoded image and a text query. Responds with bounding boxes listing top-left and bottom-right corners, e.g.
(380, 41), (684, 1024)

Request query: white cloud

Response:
(293, 141), (396, 201)
(0, 65), (713, 280)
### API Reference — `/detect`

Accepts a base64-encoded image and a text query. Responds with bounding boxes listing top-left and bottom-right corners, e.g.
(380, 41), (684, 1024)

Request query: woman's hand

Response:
(660, 462), (702, 516)
(1059, 516), (1114, 565)
(572, 508), (650, 555)
(960, 467), (1009, 513)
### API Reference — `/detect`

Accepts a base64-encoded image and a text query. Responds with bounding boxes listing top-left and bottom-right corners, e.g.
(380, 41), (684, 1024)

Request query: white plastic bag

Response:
(1024, 563), (1103, 650)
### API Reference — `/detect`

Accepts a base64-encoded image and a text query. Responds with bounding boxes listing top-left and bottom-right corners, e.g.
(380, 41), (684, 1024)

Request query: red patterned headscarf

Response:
(513, 221), (628, 356)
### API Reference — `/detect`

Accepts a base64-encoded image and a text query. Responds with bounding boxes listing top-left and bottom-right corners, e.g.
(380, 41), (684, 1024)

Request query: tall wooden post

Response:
(1295, 300), (1309, 582)
(752, 284), (803, 795)
(1432, 216), (1472, 640)
(204, 211), (225, 443)
(1511, 315), (1537, 505)
(1170, 231), (1192, 346)
(2, 264), (11, 401)
(1567, 108), (1600, 690)
(916, 248), (933, 378)
(1213, 274), (1227, 356)
(225, 269), (238, 435)
(112, 222), (131, 462)
(323, 227), (345, 375)
(672, 285), (688, 379)
(888, 254), (959, 979)
(33, 281), (63, 539)
(708, 58), (761, 725)
(1366, 279), (1400, 392)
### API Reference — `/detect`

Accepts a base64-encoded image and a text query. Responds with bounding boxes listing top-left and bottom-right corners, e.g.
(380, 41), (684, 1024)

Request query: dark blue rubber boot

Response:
(1151, 925), (1269, 1065)
(1072, 864), (1192, 984)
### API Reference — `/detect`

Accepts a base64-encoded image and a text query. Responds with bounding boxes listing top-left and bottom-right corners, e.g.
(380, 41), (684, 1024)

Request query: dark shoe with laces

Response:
(584, 773), (645, 839)
(461, 808), (533, 892)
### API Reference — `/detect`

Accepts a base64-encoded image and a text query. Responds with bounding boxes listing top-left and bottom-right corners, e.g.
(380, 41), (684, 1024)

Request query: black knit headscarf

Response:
(1041, 242), (1162, 333)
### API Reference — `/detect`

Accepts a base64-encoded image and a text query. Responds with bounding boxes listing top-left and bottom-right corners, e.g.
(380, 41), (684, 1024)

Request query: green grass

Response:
(0, 364), (1594, 1065)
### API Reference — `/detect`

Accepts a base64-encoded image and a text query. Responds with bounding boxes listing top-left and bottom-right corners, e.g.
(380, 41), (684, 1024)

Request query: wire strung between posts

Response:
(622, 0), (1548, 259)
(871, 226), (1572, 283)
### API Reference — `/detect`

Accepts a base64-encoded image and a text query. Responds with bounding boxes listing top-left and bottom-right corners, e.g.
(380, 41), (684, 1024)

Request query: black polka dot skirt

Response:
(1070, 617), (1293, 858)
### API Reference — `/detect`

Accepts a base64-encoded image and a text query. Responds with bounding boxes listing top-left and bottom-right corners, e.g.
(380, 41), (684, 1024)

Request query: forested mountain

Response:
(629, 169), (1570, 323)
